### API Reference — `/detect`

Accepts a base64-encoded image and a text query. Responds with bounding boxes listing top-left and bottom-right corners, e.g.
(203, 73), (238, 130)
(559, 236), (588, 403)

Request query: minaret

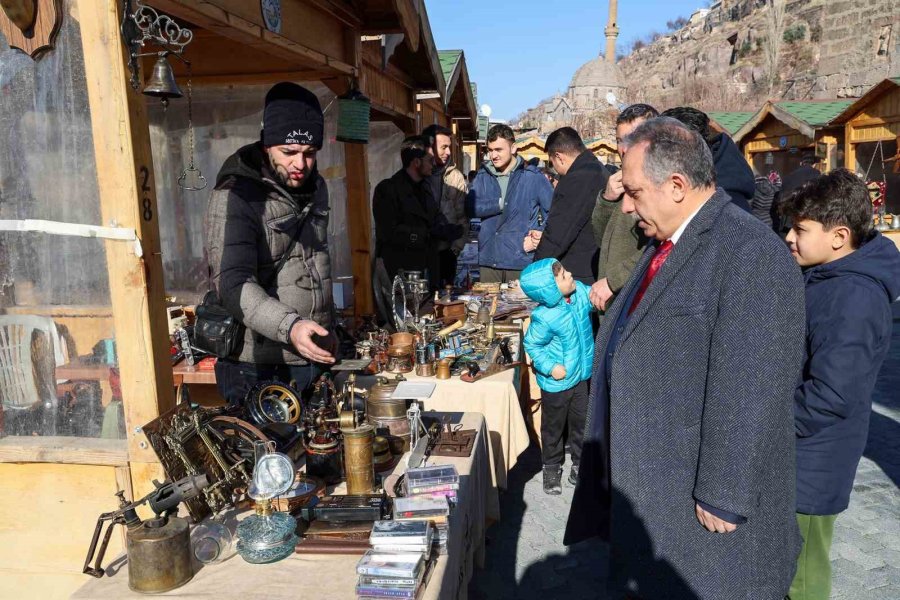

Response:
(604, 0), (619, 64)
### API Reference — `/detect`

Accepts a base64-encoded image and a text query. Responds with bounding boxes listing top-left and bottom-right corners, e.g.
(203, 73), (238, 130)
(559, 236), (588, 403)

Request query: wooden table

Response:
(172, 362), (217, 386)
(56, 363), (112, 381)
(71, 412), (498, 600)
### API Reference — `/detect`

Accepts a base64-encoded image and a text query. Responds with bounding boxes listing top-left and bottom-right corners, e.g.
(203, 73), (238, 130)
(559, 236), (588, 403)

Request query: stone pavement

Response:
(469, 319), (900, 600)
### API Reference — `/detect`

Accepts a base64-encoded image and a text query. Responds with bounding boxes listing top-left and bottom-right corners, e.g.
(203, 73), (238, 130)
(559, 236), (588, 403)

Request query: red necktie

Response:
(628, 240), (673, 315)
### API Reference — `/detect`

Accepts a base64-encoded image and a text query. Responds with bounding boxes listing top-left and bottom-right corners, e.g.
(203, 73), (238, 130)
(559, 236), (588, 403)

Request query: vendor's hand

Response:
(550, 364), (566, 380)
(695, 503), (738, 534)
(289, 320), (336, 364)
(523, 233), (537, 252)
(603, 170), (625, 201)
(590, 278), (614, 311)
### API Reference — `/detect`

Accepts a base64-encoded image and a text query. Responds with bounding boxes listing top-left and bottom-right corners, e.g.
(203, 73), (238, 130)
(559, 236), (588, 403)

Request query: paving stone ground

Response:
(469, 318), (900, 600)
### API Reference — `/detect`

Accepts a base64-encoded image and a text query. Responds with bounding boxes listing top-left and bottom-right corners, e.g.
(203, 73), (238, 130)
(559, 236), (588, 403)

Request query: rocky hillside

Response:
(621, 0), (899, 112)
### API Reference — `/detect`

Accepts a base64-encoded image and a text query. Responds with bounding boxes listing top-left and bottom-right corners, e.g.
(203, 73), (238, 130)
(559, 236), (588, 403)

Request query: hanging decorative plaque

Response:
(261, 0), (281, 34)
(0, 0), (61, 58)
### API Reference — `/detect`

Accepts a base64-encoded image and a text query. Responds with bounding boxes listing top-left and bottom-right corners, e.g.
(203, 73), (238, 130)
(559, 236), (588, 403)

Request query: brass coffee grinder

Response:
(83, 474), (210, 593)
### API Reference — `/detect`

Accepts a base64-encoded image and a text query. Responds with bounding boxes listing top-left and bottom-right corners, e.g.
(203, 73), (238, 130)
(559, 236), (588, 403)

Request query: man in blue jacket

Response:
(780, 169), (900, 600)
(466, 124), (553, 282)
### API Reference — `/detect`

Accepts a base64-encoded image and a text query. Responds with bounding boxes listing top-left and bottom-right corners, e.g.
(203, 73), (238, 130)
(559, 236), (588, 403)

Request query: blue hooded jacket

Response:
(795, 231), (900, 515)
(520, 258), (594, 393)
(466, 157), (553, 270)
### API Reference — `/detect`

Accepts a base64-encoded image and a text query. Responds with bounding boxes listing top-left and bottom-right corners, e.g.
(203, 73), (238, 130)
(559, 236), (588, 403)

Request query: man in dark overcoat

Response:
(533, 126), (608, 285)
(565, 117), (806, 599)
(372, 135), (463, 288)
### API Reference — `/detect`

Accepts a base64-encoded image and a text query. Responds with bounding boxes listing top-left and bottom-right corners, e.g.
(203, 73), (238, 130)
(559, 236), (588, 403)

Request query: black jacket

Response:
(795, 232), (900, 515)
(372, 169), (459, 286)
(205, 142), (332, 365)
(709, 133), (754, 213)
(534, 151), (608, 283)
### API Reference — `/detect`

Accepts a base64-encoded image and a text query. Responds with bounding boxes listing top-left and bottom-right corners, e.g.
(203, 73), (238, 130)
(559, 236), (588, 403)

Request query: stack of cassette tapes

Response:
(399, 464), (459, 555)
(355, 547), (426, 599)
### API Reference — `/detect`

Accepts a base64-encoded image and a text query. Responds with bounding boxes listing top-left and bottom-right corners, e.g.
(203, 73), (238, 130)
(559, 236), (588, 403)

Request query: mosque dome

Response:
(569, 55), (622, 89)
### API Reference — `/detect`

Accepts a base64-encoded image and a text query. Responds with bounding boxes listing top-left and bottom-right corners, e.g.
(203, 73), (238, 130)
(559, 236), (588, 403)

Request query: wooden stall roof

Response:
(734, 100), (854, 143)
(358, 0), (420, 52)
(148, 0), (360, 81)
(439, 50), (478, 140)
(829, 76), (900, 126)
(386, 0), (445, 93)
(585, 137), (616, 154)
(709, 111), (755, 137)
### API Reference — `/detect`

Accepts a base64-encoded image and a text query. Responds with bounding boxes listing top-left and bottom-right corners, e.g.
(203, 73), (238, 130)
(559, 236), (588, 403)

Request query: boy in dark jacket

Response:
(520, 258), (594, 494)
(781, 169), (900, 600)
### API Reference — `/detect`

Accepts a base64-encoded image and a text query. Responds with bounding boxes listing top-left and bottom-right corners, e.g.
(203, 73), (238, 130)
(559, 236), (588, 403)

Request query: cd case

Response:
(393, 496), (450, 519)
(356, 549), (425, 579)
(370, 520), (431, 542)
(405, 464), (459, 488)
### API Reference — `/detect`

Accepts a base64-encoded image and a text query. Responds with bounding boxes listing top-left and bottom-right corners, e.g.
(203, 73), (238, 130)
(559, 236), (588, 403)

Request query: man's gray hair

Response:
(621, 117), (716, 189)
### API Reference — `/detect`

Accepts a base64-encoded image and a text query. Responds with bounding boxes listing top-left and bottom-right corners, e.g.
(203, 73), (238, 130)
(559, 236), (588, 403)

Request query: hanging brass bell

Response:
(143, 54), (183, 106)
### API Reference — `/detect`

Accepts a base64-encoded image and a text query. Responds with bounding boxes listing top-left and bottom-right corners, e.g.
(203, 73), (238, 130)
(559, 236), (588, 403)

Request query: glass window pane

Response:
(0, 1), (123, 441)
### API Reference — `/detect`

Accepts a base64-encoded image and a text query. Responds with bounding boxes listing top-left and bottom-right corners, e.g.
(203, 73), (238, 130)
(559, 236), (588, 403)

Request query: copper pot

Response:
(368, 415), (411, 451)
(390, 332), (415, 347)
(386, 345), (413, 374)
(415, 362), (435, 377)
(367, 377), (408, 418)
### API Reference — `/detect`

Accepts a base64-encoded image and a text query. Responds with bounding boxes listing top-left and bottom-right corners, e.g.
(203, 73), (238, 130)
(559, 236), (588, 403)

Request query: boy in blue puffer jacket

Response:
(521, 258), (595, 494)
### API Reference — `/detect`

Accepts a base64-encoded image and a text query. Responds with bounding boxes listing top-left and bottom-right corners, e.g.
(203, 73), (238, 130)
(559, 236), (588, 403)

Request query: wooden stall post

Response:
(345, 143), (374, 317)
(77, 0), (175, 498)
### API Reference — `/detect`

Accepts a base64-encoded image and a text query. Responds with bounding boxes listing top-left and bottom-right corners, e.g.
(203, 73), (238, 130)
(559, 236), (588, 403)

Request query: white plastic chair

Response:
(0, 315), (59, 409)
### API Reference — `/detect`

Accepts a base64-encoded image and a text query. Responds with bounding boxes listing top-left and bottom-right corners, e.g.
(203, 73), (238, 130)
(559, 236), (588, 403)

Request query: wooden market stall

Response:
(708, 111), (755, 139)
(508, 134), (616, 167)
(830, 76), (900, 247)
(0, 0), (454, 596)
(515, 134), (548, 164)
(734, 100), (853, 177)
(586, 137), (618, 165)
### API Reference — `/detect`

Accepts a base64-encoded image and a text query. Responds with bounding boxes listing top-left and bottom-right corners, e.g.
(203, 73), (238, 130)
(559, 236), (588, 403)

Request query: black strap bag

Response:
(194, 200), (314, 358)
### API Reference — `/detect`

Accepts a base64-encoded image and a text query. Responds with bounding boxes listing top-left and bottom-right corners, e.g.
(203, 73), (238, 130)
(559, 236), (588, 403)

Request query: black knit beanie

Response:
(262, 82), (324, 148)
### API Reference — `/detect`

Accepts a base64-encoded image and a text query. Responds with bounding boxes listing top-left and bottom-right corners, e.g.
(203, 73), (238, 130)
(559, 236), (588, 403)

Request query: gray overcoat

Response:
(566, 189), (805, 599)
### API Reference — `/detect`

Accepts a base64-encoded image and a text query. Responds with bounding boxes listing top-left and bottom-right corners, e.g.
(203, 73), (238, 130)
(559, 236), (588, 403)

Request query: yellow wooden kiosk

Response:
(830, 76), (900, 248)
(0, 0), (458, 596)
(511, 134), (616, 167)
(734, 100), (854, 176)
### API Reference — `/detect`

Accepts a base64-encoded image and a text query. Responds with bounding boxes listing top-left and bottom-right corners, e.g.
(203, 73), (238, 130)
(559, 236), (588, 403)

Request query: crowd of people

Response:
(204, 82), (900, 600)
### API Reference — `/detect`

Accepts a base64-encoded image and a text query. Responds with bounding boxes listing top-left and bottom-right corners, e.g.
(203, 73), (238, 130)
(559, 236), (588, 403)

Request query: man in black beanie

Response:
(204, 82), (335, 406)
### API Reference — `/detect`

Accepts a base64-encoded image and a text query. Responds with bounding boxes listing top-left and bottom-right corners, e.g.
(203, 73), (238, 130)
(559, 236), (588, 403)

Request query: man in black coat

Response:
(533, 127), (608, 284)
(372, 135), (463, 288)
(774, 155), (823, 235)
(662, 107), (755, 213)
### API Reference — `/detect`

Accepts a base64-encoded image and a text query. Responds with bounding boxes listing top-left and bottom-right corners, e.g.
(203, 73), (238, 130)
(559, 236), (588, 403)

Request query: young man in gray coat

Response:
(566, 117), (805, 599)
(204, 83), (335, 406)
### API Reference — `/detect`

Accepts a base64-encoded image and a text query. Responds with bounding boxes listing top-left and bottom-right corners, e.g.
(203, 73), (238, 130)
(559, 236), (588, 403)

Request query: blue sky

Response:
(425, 0), (708, 121)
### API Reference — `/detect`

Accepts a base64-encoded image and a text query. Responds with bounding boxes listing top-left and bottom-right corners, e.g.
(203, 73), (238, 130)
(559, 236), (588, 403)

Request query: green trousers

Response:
(788, 513), (838, 600)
